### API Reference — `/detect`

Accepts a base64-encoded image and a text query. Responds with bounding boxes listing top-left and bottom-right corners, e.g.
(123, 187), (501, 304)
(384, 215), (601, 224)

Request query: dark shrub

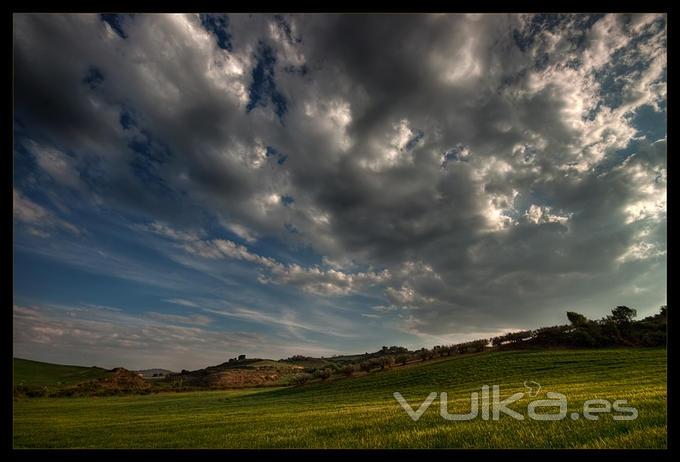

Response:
(341, 364), (357, 376)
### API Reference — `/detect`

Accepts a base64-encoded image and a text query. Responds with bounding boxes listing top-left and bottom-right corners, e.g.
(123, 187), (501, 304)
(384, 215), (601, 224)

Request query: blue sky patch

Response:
(100, 14), (128, 39)
(200, 13), (232, 51)
(246, 43), (288, 121)
(404, 130), (424, 151)
(83, 67), (104, 90)
(119, 108), (136, 130)
(265, 145), (288, 165)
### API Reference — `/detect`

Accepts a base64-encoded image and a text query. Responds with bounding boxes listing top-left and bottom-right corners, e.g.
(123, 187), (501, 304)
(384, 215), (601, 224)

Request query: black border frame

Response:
(5, 1), (674, 458)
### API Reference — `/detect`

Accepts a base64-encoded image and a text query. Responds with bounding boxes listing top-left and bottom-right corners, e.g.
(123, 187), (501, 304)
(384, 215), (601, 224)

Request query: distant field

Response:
(13, 358), (111, 389)
(13, 348), (666, 448)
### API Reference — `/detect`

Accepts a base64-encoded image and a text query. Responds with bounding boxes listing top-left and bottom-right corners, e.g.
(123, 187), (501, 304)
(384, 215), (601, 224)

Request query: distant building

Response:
(238, 354), (246, 360)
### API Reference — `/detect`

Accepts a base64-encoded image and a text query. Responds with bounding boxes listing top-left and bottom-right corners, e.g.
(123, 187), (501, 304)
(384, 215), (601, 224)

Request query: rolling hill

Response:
(13, 358), (112, 389)
(13, 347), (666, 448)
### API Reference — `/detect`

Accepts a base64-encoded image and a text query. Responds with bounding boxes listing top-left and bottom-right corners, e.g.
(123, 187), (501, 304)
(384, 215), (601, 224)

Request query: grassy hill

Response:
(13, 348), (666, 448)
(283, 357), (333, 369)
(161, 357), (305, 389)
(13, 358), (111, 389)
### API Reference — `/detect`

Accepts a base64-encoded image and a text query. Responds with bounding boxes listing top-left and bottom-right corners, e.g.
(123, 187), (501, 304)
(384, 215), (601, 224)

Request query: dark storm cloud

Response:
(13, 13), (666, 345)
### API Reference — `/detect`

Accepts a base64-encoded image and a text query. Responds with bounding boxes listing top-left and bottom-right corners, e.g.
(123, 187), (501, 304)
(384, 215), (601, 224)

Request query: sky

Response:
(13, 13), (666, 371)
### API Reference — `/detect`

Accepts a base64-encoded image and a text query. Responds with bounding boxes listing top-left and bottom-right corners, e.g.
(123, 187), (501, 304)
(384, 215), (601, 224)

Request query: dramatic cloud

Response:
(13, 13), (666, 367)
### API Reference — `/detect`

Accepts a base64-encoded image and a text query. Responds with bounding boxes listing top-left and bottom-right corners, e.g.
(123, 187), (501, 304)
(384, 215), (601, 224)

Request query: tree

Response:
(381, 355), (395, 369)
(470, 339), (488, 352)
(507, 331), (532, 344)
(396, 354), (410, 366)
(491, 336), (502, 347)
(567, 311), (589, 327)
(341, 364), (357, 377)
(314, 368), (332, 380)
(456, 339), (488, 353)
(325, 363), (340, 372)
(368, 357), (383, 370)
(359, 361), (372, 372)
(292, 373), (312, 385)
(610, 306), (637, 324)
(418, 348), (431, 361)
(570, 329), (597, 347)
(531, 324), (571, 346)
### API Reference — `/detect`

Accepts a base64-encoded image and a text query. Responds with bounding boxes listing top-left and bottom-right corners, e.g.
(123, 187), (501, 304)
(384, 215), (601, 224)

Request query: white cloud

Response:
(146, 312), (213, 326)
(361, 313), (380, 319)
(385, 284), (434, 307)
(165, 298), (201, 308)
(29, 141), (82, 189)
(13, 189), (80, 236)
(266, 264), (391, 296)
(203, 306), (355, 338)
(178, 232), (391, 296)
(226, 222), (257, 243)
(583, 14), (631, 70)
(617, 241), (665, 264)
(525, 204), (571, 225)
(136, 220), (204, 241)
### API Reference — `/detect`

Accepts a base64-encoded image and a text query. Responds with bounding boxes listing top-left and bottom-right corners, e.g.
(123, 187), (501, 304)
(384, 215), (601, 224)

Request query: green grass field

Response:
(13, 348), (666, 448)
(13, 358), (111, 389)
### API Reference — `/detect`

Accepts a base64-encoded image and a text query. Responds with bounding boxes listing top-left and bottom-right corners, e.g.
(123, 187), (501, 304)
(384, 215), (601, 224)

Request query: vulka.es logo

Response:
(394, 383), (638, 422)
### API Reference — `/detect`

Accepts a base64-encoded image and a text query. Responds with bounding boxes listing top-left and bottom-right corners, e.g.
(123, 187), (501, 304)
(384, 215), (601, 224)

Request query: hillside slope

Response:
(13, 358), (111, 388)
(13, 348), (666, 448)
(163, 357), (305, 388)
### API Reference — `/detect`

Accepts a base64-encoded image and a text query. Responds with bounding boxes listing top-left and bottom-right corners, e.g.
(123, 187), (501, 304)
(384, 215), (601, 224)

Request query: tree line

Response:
(289, 305), (667, 385)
